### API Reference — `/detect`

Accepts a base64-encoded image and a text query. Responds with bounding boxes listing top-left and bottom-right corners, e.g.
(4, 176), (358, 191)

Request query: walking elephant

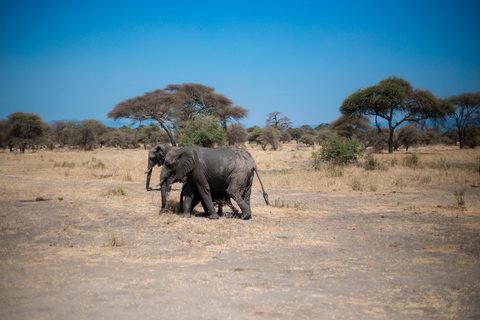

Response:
(145, 144), (176, 191)
(160, 146), (269, 220)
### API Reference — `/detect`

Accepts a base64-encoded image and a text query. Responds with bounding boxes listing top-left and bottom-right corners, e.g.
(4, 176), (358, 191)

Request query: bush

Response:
(319, 137), (365, 165)
(429, 158), (450, 170)
(402, 154), (421, 168)
(248, 127), (281, 150)
(325, 164), (344, 177)
(178, 115), (225, 147)
(299, 133), (316, 146)
(226, 124), (248, 146)
(362, 153), (389, 171)
(311, 151), (322, 171)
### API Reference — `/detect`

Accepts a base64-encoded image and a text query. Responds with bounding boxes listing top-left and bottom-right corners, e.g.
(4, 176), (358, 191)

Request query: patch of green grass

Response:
(103, 187), (126, 196)
(272, 198), (304, 210)
(61, 161), (76, 168)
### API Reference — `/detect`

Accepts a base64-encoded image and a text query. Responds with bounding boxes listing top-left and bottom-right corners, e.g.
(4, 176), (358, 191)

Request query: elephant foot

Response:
(146, 187), (153, 191)
(180, 212), (191, 218)
(207, 212), (220, 219)
(241, 213), (251, 220)
(159, 208), (171, 215)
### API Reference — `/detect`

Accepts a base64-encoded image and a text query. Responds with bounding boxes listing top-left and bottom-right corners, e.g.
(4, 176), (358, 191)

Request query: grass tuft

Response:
(103, 187), (126, 196)
(453, 188), (466, 206)
(402, 154), (421, 168)
(61, 161), (76, 168)
(103, 235), (124, 247)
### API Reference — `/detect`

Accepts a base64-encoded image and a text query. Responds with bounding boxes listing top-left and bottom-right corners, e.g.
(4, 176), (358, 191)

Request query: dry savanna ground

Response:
(1, 142), (479, 319)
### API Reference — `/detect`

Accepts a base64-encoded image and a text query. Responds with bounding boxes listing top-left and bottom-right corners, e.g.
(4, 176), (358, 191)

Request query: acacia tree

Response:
(74, 119), (107, 150)
(447, 92), (480, 149)
(107, 83), (247, 146)
(397, 124), (421, 151)
(330, 114), (372, 139)
(7, 112), (49, 152)
(265, 111), (293, 131)
(340, 76), (455, 153)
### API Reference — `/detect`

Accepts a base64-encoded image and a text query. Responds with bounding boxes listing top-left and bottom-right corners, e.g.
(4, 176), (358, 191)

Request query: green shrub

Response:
(178, 114), (226, 147)
(318, 137), (365, 165)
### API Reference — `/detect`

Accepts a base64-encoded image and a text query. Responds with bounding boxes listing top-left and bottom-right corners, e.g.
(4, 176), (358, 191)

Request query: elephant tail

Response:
(254, 167), (270, 206)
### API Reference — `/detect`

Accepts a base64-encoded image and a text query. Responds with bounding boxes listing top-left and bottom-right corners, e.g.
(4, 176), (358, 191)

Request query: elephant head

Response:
(159, 147), (196, 209)
(145, 144), (174, 191)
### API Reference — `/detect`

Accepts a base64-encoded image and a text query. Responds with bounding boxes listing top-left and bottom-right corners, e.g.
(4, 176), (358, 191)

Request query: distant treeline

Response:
(0, 110), (472, 153)
(1, 79), (479, 153)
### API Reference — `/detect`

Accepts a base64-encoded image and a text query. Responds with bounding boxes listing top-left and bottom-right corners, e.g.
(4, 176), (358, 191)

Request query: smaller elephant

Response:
(145, 144), (176, 191)
(179, 181), (238, 218)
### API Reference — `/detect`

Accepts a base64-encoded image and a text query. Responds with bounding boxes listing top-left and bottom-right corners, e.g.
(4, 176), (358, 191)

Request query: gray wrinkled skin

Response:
(160, 146), (269, 220)
(179, 181), (236, 218)
(145, 144), (175, 191)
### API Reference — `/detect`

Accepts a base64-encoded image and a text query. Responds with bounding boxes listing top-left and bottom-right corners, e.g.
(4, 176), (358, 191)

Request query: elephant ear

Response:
(155, 144), (167, 165)
(175, 149), (195, 180)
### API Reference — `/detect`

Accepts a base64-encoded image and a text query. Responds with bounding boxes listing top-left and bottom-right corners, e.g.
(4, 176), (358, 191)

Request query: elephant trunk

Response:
(145, 167), (153, 191)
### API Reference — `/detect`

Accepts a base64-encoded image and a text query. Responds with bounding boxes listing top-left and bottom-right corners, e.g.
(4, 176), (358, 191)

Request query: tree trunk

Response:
(156, 121), (176, 146)
(388, 126), (395, 154)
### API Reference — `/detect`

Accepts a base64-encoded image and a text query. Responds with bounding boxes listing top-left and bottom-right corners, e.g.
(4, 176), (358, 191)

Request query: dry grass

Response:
(1, 144), (479, 212)
(1, 143), (480, 318)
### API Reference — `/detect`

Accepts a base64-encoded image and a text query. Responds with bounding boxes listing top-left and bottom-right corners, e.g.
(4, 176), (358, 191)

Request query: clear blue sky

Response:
(1, 0), (479, 128)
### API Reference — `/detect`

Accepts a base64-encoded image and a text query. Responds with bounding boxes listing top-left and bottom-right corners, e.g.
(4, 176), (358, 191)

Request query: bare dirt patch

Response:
(1, 145), (479, 319)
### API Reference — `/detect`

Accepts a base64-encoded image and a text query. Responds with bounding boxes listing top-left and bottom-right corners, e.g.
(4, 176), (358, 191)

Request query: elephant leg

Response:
(227, 189), (251, 220)
(243, 178), (253, 210)
(181, 181), (200, 218)
(211, 191), (225, 215)
(194, 183), (219, 219)
(226, 198), (239, 215)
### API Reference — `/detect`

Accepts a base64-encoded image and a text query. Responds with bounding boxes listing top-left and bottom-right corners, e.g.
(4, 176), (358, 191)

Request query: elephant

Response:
(179, 181), (238, 218)
(146, 144), (230, 216)
(145, 144), (176, 191)
(160, 146), (269, 220)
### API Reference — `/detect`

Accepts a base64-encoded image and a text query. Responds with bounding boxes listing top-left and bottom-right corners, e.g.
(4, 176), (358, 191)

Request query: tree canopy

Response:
(5, 112), (49, 152)
(265, 111), (293, 131)
(330, 114), (372, 139)
(447, 92), (480, 149)
(107, 83), (248, 146)
(340, 76), (455, 153)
